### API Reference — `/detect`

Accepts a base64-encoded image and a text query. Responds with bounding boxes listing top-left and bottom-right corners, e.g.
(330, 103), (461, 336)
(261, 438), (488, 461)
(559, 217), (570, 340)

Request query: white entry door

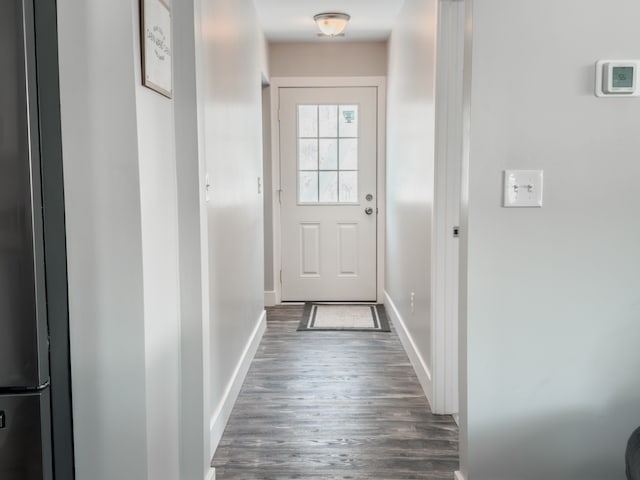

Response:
(280, 87), (378, 301)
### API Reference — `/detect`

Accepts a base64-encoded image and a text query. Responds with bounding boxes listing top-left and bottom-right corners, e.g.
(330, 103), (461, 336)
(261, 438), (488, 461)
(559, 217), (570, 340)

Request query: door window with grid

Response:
(297, 104), (359, 204)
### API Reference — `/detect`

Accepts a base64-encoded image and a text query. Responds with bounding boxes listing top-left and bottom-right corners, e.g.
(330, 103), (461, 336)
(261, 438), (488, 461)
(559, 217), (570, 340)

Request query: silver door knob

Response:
(365, 207), (374, 215)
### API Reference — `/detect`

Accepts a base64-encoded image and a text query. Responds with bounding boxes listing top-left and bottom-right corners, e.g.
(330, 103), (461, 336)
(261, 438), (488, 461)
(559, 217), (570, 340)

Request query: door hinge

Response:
(279, 270), (282, 284)
(278, 189), (282, 205)
(277, 109), (281, 122)
(453, 226), (460, 238)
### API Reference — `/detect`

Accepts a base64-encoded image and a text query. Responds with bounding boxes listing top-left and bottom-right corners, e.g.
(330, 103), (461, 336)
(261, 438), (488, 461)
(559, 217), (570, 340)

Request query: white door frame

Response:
(268, 76), (386, 304)
(431, 0), (465, 416)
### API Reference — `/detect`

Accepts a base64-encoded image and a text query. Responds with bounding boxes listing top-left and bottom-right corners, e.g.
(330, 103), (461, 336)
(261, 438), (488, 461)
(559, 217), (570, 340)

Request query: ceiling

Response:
(252, 0), (406, 43)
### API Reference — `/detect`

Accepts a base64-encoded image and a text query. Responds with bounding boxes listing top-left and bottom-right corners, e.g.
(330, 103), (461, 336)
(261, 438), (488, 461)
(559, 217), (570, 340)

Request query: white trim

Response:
(269, 76), (386, 303)
(384, 291), (433, 407)
(264, 290), (277, 306)
(457, 0), (475, 477)
(205, 468), (216, 480)
(431, 0), (465, 416)
(376, 80), (387, 304)
(269, 83), (282, 306)
(208, 310), (267, 456)
(193, 0), (213, 465)
(271, 76), (387, 88)
(312, 301), (377, 305)
(454, 471), (466, 480)
(173, 0), (213, 477)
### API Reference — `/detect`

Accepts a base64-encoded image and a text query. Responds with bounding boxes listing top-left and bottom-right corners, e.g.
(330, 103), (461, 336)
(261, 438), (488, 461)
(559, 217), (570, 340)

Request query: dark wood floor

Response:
(212, 305), (459, 479)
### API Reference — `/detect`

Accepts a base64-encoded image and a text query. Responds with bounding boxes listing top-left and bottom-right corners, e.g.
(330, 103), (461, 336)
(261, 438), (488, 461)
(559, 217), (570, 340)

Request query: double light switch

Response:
(503, 170), (544, 207)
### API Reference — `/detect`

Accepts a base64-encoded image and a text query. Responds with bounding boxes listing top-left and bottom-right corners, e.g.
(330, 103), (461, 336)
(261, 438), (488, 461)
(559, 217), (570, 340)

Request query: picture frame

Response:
(140, 0), (172, 98)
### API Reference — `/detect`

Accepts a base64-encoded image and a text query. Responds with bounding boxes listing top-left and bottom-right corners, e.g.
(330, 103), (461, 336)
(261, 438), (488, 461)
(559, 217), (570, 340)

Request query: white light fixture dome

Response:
(314, 12), (350, 37)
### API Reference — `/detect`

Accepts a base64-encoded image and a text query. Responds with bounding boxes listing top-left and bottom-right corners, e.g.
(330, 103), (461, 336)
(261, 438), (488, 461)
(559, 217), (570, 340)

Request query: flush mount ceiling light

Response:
(314, 12), (350, 37)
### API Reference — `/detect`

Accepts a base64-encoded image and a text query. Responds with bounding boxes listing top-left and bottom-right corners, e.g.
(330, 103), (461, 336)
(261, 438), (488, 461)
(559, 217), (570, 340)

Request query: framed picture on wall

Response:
(140, 0), (172, 98)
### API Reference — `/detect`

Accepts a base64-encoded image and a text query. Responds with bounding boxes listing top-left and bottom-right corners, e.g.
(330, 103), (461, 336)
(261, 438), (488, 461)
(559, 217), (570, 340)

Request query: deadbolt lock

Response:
(366, 194), (373, 201)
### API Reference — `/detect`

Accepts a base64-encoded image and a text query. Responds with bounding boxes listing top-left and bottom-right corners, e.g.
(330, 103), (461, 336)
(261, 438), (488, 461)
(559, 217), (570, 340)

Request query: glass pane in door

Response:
(297, 104), (359, 204)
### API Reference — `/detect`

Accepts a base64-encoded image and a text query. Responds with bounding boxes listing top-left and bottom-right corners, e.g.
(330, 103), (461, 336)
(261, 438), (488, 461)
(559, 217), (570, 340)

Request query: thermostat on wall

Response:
(596, 60), (640, 97)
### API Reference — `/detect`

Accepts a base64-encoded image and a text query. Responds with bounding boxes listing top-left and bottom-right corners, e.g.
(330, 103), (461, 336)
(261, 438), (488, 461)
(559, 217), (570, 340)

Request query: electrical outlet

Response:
(410, 292), (415, 314)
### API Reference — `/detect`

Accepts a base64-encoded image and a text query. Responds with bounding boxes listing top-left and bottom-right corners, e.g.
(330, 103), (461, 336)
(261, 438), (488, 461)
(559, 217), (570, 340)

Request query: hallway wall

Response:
(57, 0), (180, 478)
(58, 0), (268, 478)
(198, 0), (269, 457)
(133, 0), (181, 477)
(386, 0), (439, 404)
(460, 0), (640, 478)
(269, 42), (387, 78)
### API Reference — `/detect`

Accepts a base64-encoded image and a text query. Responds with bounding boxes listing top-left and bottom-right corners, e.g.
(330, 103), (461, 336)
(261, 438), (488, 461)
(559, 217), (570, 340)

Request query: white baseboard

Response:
(384, 291), (433, 407)
(264, 290), (277, 307)
(205, 467), (216, 480)
(209, 310), (267, 456)
(454, 471), (466, 480)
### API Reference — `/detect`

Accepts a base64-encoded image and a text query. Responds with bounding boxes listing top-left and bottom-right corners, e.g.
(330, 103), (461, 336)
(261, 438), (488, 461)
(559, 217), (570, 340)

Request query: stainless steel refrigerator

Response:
(0, 1), (74, 478)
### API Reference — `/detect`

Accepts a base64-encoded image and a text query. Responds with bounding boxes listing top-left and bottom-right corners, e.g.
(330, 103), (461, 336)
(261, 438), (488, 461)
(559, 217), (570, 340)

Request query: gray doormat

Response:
(297, 303), (391, 332)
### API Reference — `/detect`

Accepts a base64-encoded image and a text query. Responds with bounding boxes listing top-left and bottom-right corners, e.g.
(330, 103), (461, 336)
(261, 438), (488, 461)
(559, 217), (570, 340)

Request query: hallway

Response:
(212, 305), (459, 478)
(43, 0), (640, 476)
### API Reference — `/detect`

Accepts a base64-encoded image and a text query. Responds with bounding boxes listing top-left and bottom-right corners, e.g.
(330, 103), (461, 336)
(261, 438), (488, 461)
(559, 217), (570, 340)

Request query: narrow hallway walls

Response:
(386, 0), (439, 405)
(57, 0), (180, 477)
(197, 0), (269, 458)
(131, 4), (181, 480)
(57, 0), (269, 478)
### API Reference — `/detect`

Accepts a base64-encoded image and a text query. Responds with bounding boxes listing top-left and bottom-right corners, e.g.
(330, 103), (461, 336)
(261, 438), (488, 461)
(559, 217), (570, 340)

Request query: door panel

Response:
(337, 223), (358, 276)
(0, 390), (53, 480)
(280, 87), (377, 301)
(0, 0), (48, 388)
(300, 224), (320, 276)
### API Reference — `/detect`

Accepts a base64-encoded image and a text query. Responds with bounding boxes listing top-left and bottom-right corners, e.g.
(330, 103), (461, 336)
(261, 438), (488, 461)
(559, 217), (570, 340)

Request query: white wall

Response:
(57, 0), (273, 477)
(460, 0), (640, 478)
(198, 0), (268, 456)
(386, 0), (439, 403)
(131, 1), (181, 478)
(173, 0), (212, 477)
(58, 0), (155, 477)
(269, 42), (387, 78)
(60, 0), (268, 475)
(59, 0), (270, 472)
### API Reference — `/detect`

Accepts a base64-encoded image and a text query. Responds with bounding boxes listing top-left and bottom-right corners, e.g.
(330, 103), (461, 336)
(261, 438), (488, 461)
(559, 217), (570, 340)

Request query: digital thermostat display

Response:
(612, 66), (634, 89)
(596, 60), (640, 97)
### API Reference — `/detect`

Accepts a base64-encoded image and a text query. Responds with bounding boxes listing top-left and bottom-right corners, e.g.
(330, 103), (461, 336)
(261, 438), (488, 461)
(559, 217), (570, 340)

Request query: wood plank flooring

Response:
(212, 305), (459, 479)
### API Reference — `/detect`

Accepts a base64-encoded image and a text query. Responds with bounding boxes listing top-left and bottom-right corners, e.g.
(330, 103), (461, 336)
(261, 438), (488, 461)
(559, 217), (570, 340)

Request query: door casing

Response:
(267, 77), (387, 305)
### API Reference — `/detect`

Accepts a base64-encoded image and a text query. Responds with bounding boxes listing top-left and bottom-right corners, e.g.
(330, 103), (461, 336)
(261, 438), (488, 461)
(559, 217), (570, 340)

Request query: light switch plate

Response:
(503, 170), (543, 207)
